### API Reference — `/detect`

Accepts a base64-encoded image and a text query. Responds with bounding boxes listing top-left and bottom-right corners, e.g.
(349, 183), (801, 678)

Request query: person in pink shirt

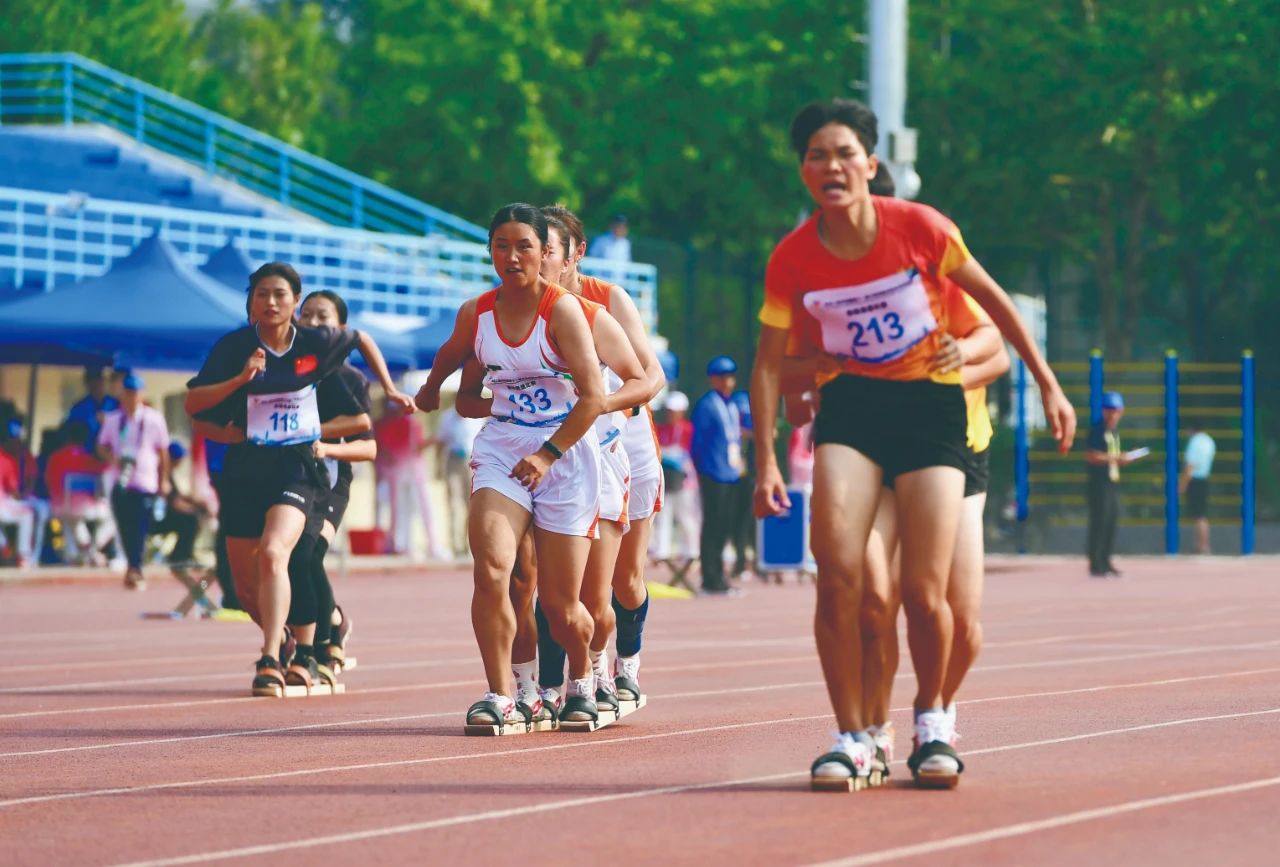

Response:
(97, 374), (170, 589)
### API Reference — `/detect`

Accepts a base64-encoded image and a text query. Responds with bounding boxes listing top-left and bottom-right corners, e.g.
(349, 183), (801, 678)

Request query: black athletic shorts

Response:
(323, 476), (352, 531)
(814, 374), (968, 482)
(1185, 478), (1209, 519)
(963, 447), (990, 498)
(219, 444), (329, 539)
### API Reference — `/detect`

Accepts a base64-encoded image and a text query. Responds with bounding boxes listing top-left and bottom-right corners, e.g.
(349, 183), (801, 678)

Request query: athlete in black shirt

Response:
(186, 262), (411, 697)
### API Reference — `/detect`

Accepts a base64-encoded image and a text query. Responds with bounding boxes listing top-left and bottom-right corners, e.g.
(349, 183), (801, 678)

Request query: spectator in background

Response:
(151, 441), (211, 565)
(436, 405), (484, 559)
(203, 437), (241, 610)
(1180, 426), (1216, 555)
(587, 214), (632, 262)
(45, 420), (113, 566)
(654, 390), (698, 562)
(1, 445), (40, 567)
(66, 367), (121, 449)
(1, 415), (49, 564)
(691, 356), (744, 595)
(1084, 391), (1141, 578)
(97, 374), (170, 590)
(374, 399), (446, 561)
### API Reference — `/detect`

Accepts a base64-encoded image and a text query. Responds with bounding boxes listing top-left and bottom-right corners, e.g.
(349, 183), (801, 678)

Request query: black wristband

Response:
(540, 440), (564, 460)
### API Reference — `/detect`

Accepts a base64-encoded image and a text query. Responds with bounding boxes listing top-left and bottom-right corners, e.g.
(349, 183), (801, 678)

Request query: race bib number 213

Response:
(802, 268), (938, 364)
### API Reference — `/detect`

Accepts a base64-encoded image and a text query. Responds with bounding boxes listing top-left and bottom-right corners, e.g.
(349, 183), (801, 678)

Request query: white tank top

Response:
(473, 285), (580, 430)
(573, 294), (626, 447)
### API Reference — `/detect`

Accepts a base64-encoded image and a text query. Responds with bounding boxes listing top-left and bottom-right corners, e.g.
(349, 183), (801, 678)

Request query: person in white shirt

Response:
(587, 214), (632, 263)
(1180, 427), (1216, 554)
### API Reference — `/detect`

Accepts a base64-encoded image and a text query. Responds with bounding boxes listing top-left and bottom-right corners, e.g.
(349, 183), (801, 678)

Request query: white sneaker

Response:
(870, 721), (895, 764)
(470, 692), (518, 725)
(516, 685), (542, 714)
(538, 686), (562, 711)
(567, 675), (594, 700)
(812, 731), (875, 781)
(913, 709), (960, 776)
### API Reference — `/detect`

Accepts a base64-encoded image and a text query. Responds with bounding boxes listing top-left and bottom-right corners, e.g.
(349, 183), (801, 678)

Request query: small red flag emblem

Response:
(294, 354), (318, 375)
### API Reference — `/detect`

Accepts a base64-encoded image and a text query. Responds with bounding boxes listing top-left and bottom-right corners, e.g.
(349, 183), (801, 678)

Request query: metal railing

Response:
(0, 52), (487, 241)
(0, 186), (659, 330)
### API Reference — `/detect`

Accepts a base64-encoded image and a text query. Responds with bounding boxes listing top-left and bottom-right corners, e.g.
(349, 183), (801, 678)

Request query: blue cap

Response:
(122, 373), (144, 391)
(706, 355), (737, 376)
(1101, 391), (1124, 410)
(167, 441), (187, 461)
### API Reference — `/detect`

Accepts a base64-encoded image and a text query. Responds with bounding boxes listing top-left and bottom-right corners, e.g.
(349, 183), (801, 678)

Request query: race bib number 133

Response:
(802, 268), (938, 364)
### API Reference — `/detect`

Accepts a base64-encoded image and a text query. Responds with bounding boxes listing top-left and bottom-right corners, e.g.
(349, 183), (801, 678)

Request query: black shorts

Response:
(323, 477), (352, 530)
(1185, 478), (1209, 519)
(219, 444), (329, 539)
(814, 374), (968, 482)
(963, 447), (990, 498)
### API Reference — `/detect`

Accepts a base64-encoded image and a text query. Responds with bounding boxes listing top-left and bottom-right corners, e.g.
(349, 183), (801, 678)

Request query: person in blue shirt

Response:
(587, 214), (632, 262)
(691, 355), (744, 594)
(1180, 426), (1216, 554)
(65, 367), (121, 449)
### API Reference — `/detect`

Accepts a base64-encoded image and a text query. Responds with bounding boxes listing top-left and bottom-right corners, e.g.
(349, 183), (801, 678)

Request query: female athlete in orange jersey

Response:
(751, 99), (1075, 789)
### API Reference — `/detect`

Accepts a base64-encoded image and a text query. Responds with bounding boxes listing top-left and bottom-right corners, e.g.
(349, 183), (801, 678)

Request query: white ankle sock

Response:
(512, 660), (537, 696)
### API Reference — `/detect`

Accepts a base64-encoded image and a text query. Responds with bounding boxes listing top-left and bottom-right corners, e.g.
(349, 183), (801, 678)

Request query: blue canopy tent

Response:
(408, 314), (458, 369)
(199, 240), (418, 372)
(0, 233), (247, 370)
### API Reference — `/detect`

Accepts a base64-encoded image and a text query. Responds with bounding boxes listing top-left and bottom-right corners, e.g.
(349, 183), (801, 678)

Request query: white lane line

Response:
(0, 654), (814, 705)
(6, 665), (1278, 760)
(102, 707), (1280, 866)
(5, 635), (1276, 723)
(0, 713), (830, 810)
(806, 776), (1280, 866)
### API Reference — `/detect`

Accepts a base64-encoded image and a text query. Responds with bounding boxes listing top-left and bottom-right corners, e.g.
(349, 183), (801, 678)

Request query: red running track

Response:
(1, 555), (1278, 866)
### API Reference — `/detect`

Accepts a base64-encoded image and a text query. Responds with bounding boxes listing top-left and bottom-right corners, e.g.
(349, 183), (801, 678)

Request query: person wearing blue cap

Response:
(97, 373), (171, 589)
(1084, 391), (1139, 577)
(691, 355), (745, 595)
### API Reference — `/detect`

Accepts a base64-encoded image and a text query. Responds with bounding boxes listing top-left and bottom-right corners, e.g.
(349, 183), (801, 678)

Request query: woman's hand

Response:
(414, 383), (440, 413)
(312, 440), (328, 459)
(240, 348), (266, 384)
(387, 388), (416, 414)
(754, 464), (792, 517)
(929, 333), (966, 375)
(510, 449), (554, 491)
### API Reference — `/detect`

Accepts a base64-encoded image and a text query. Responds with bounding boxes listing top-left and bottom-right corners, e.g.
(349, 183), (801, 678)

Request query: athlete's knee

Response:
(900, 578), (950, 620)
(815, 578), (860, 626)
(859, 590), (897, 638)
(257, 539), (293, 578)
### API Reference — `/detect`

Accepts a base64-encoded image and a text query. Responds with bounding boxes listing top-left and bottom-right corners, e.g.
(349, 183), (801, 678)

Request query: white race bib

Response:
(802, 268), (938, 364)
(246, 385), (321, 446)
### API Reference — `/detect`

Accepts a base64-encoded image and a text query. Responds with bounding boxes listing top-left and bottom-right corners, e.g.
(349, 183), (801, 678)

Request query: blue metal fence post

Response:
(1015, 359), (1029, 551)
(1241, 350), (1255, 555)
(1164, 350), (1179, 554)
(1089, 348), (1104, 426)
(62, 60), (73, 125)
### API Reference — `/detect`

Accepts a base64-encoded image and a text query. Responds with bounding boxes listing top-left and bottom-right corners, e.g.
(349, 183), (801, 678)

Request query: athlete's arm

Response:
(185, 348), (264, 416)
(320, 413), (372, 440)
(509, 296), (605, 491)
(750, 324), (792, 516)
(950, 260), (1076, 451)
(191, 419), (245, 445)
(454, 357), (492, 419)
(592, 309), (650, 413)
(778, 354), (841, 395)
(929, 322), (1010, 390)
(355, 331), (414, 414)
(415, 299), (478, 413)
(314, 439), (377, 463)
(607, 285), (666, 402)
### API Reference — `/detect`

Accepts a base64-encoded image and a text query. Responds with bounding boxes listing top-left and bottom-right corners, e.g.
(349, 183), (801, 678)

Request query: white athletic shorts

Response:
(470, 421), (601, 537)
(623, 408), (664, 521)
(599, 436), (632, 529)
